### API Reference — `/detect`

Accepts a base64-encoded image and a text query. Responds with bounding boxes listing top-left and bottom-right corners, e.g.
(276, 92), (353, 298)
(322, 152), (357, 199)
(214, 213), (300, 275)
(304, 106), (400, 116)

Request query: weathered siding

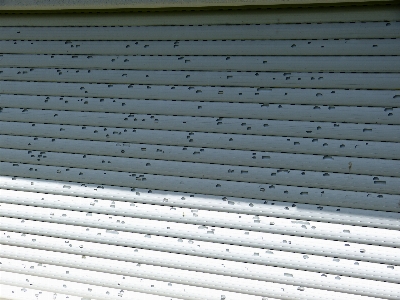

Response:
(0, 3), (399, 300)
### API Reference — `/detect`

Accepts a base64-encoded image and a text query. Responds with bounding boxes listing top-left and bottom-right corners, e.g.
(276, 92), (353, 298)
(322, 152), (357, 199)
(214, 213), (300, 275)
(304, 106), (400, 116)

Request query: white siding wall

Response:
(0, 4), (399, 300)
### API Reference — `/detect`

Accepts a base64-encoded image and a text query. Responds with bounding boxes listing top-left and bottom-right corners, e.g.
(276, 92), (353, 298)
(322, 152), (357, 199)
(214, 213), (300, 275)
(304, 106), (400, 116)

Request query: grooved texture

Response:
(0, 6), (399, 300)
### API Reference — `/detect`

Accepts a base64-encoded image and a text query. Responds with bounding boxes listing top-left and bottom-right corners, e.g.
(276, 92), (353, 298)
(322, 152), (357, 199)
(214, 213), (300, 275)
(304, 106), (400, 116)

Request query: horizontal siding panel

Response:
(1, 6), (399, 26)
(1, 54), (399, 73)
(3, 260), (380, 300)
(2, 177), (398, 230)
(0, 257), (269, 300)
(9, 207), (400, 269)
(2, 122), (399, 159)
(1, 22), (399, 41)
(2, 162), (399, 211)
(1, 109), (398, 142)
(1, 95), (398, 124)
(2, 148), (398, 194)
(2, 217), (399, 265)
(2, 39), (398, 55)
(2, 68), (399, 89)
(1, 7), (398, 300)
(2, 135), (399, 177)
(2, 199), (399, 246)
(2, 82), (399, 107)
(3, 230), (399, 284)
(1, 245), (399, 298)
(0, 271), (183, 300)
(0, 284), (81, 300)
(0, 255), (292, 300)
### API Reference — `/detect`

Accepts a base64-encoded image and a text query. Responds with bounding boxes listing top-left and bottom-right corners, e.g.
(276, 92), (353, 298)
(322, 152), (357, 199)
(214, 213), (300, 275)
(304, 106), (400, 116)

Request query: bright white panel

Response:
(0, 284), (81, 300)
(2, 217), (399, 264)
(1, 176), (398, 229)
(0, 260), (388, 300)
(3, 231), (398, 283)
(1, 245), (399, 298)
(0, 271), (183, 300)
(2, 195), (400, 246)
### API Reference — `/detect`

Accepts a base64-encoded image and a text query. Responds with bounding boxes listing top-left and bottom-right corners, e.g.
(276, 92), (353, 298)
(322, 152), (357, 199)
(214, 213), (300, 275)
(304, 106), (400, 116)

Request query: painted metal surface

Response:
(1, 82), (398, 106)
(2, 22), (399, 40)
(1, 176), (399, 229)
(0, 5), (399, 300)
(1, 135), (400, 177)
(1, 5), (399, 27)
(2, 68), (400, 89)
(2, 54), (400, 72)
(1, 39), (399, 55)
(2, 122), (400, 159)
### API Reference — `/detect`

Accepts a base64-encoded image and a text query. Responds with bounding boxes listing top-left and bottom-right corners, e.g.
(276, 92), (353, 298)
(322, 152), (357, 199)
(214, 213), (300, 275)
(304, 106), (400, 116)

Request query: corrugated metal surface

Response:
(0, 4), (400, 300)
